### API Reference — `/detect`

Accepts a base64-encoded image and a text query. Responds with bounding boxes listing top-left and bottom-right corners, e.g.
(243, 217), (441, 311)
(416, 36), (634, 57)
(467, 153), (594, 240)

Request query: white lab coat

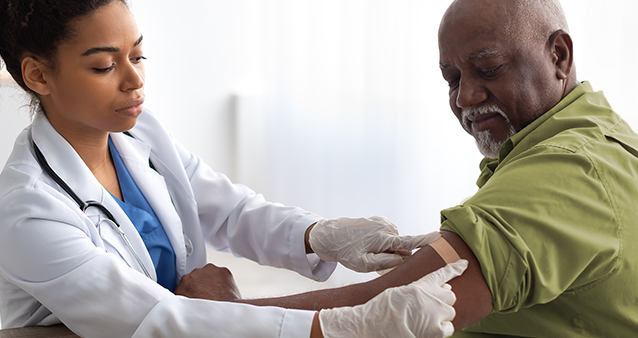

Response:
(0, 109), (336, 337)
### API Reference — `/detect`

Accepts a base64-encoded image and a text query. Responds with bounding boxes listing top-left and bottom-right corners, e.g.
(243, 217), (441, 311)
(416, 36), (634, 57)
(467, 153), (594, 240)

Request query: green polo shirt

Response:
(441, 82), (638, 337)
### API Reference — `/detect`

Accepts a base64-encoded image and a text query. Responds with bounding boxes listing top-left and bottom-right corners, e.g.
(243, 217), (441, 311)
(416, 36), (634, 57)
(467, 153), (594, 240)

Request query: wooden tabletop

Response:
(0, 325), (79, 338)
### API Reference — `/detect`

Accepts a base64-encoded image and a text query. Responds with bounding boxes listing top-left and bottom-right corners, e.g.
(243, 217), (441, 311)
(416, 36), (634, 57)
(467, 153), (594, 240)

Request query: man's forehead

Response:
(438, 2), (513, 69)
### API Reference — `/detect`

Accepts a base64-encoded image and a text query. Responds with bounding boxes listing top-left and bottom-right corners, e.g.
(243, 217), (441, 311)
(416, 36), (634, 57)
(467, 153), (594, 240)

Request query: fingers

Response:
(427, 283), (456, 306)
(358, 252), (405, 272)
(352, 231), (447, 272)
(439, 301), (456, 323)
(440, 320), (455, 338)
(413, 259), (468, 290)
(443, 259), (469, 279)
(365, 232), (448, 272)
(367, 216), (399, 233)
(414, 287), (456, 337)
(381, 232), (442, 254)
(404, 232), (442, 249)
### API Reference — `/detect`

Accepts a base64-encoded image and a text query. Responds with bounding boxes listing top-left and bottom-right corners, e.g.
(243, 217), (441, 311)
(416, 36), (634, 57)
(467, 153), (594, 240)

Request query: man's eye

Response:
(481, 65), (503, 77)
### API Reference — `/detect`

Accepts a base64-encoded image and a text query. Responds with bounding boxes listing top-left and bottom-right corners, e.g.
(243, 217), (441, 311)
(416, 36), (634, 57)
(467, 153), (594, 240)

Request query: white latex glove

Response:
(319, 260), (468, 338)
(309, 216), (441, 272)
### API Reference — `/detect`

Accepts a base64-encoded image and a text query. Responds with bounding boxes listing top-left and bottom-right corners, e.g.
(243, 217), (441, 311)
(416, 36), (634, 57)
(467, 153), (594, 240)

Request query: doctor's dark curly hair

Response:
(0, 0), (128, 101)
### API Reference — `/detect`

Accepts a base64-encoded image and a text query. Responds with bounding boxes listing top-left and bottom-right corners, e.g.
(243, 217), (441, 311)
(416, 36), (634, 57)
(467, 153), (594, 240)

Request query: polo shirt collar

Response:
(477, 81), (593, 188)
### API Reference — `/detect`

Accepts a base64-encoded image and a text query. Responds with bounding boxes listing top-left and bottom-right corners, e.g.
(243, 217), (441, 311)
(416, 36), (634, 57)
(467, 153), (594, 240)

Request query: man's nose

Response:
(455, 77), (488, 109)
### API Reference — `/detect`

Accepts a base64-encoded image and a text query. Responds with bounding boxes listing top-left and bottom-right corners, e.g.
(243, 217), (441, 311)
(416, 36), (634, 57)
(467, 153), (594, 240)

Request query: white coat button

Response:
(184, 233), (193, 257)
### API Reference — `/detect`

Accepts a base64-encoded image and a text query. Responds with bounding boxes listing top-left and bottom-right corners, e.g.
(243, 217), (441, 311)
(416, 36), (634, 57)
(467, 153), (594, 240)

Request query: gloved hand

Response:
(318, 260), (468, 338)
(308, 216), (441, 272)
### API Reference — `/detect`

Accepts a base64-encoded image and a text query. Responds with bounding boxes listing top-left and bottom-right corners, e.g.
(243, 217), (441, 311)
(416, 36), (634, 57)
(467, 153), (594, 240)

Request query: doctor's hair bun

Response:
(0, 0), (129, 96)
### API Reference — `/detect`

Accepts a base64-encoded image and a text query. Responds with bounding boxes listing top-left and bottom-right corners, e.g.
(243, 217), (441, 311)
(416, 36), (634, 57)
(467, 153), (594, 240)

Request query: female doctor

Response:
(0, 0), (467, 337)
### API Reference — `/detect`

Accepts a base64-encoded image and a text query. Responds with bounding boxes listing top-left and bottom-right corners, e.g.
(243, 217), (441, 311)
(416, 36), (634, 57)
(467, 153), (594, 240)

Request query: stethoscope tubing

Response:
(31, 135), (152, 279)
(101, 218), (151, 278)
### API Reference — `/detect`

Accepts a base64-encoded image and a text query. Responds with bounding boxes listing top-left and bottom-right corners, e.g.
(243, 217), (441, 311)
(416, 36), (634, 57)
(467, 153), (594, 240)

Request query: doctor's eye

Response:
(93, 64), (115, 73)
(132, 56), (147, 64)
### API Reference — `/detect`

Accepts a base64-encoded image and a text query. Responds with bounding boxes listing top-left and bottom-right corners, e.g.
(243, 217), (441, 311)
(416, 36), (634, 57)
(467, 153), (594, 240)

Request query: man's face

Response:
(438, 2), (563, 157)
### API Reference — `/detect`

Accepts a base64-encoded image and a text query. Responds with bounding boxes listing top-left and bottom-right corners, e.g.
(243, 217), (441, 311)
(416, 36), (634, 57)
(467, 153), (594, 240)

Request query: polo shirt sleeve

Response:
(440, 145), (620, 313)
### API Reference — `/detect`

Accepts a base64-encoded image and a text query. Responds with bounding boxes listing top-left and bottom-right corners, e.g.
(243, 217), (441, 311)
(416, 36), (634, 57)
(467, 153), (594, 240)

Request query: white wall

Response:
(0, 78), (31, 169)
(1, 0), (637, 302)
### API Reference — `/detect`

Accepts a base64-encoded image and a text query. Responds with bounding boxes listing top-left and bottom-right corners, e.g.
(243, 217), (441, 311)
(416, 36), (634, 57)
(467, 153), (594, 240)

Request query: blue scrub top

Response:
(108, 137), (177, 291)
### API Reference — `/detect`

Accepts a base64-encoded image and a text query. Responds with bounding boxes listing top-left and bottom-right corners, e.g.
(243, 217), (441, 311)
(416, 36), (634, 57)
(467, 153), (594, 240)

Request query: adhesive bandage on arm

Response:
(376, 234), (461, 275)
(428, 236), (461, 264)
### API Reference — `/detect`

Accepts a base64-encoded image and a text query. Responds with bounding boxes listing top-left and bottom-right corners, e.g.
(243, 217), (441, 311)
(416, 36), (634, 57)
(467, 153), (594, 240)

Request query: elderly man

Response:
(430, 0), (638, 335)
(178, 0), (638, 336)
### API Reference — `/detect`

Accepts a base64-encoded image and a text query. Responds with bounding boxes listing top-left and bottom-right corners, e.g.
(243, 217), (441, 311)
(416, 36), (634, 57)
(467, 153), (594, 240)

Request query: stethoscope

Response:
(31, 134), (152, 279)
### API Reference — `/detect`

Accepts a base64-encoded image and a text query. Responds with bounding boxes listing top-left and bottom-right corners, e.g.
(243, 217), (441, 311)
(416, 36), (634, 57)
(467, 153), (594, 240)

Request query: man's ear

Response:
(547, 29), (574, 80)
(21, 56), (52, 96)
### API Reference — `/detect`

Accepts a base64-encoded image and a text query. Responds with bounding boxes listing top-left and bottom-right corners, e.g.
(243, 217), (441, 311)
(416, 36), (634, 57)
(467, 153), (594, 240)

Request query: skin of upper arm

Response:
(369, 230), (492, 330)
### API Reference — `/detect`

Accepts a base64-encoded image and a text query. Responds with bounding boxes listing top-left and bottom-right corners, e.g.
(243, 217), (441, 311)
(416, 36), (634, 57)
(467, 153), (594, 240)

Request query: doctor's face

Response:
(39, 1), (145, 138)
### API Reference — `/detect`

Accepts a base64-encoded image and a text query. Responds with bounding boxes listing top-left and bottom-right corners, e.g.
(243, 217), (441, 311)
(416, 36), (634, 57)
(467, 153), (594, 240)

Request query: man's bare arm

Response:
(176, 230), (493, 331)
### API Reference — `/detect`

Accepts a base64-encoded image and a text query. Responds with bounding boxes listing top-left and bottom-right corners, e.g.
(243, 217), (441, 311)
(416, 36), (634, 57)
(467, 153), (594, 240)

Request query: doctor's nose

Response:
(120, 62), (145, 92)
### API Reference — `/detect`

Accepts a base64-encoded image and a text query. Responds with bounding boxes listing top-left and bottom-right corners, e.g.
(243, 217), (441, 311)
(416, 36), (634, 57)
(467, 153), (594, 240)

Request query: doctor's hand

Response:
(307, 216), (441, 272)
(317, 260), (468, 338)
(174, 263), (241, 301)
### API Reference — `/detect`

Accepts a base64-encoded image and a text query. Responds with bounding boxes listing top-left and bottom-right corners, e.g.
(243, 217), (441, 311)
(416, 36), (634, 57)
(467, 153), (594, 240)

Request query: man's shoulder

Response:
(513, 102), (631, 161)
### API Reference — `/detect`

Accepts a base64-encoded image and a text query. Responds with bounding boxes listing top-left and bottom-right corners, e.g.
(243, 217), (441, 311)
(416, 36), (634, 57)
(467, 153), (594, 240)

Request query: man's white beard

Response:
(474, 129), (506, 158)
(461, 104), (516, 158)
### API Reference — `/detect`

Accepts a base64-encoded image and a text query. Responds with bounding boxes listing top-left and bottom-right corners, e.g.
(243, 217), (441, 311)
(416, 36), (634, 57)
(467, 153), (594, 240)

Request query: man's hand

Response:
(317, 260), (468, 338)
(174, 263), (242, 301)
(307, 216), (441, 272)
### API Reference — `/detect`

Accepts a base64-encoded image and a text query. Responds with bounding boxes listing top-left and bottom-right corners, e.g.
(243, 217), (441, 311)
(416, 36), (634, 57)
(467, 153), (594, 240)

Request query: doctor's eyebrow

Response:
(81, 34), (144, 56)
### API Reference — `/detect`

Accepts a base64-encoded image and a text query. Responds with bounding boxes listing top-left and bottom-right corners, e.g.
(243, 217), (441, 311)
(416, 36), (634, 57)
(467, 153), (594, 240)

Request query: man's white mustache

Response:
(461, 104), (506, 132)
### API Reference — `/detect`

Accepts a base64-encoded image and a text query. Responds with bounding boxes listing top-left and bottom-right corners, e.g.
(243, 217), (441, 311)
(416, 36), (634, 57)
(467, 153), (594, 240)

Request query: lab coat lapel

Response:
(31, 114), (103, 203)
(31, 114), (157, 281)
(110, 133), (188, 278)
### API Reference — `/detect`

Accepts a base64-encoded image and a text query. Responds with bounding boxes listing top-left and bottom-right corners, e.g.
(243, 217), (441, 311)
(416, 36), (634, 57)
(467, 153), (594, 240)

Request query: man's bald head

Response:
(508, 0), (569, 46)
(442, 0), (569, 48)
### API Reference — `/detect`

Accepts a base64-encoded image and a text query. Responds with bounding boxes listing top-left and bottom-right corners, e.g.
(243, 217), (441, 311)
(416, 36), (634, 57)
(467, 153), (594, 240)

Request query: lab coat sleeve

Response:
(173, 139), (336, 281)
(133, 296), (315, 338)
(0, 167), (316, 337)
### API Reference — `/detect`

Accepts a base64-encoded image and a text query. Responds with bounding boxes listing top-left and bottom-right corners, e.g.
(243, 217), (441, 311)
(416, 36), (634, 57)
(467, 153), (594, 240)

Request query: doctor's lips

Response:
(116, 97), (145, 117)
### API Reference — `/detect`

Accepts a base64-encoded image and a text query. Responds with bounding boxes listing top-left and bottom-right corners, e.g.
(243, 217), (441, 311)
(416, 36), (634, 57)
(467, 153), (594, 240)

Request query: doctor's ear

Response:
(21, 56), (52, 96)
